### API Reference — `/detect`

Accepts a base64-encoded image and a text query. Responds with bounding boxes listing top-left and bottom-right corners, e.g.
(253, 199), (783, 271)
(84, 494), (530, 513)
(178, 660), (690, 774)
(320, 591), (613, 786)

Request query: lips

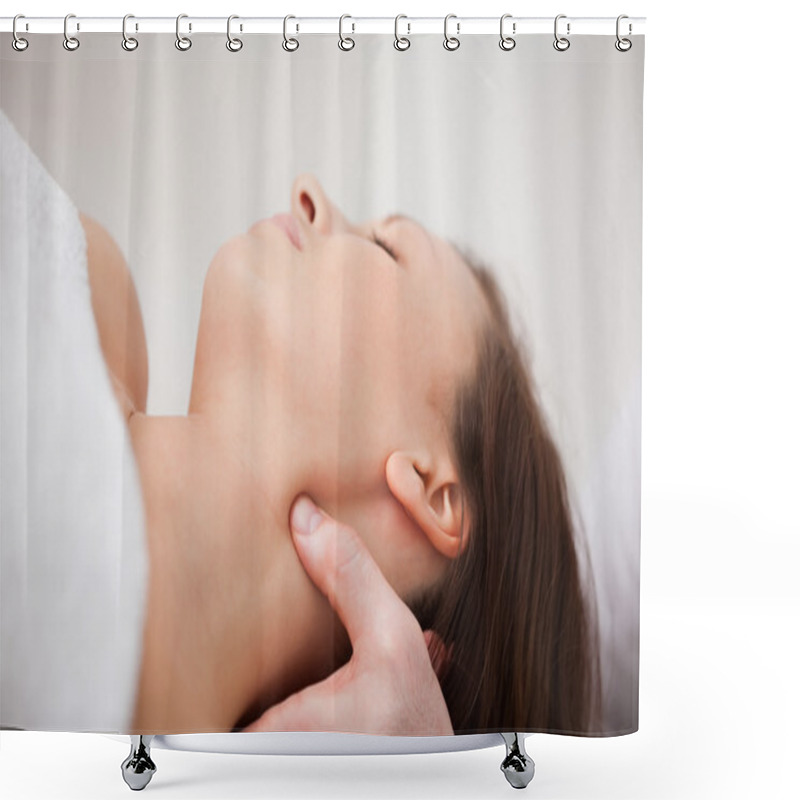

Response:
(268, 213), (302, 250)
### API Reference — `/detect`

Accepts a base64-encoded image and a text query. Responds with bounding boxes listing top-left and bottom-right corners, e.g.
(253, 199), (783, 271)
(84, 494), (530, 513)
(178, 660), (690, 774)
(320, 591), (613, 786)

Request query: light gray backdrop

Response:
(1, 31), (643, 734)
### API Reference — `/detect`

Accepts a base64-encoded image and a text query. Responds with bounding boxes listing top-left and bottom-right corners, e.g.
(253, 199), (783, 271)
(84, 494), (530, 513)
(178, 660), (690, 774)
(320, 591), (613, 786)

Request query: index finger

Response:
(289, 495), (418, 651)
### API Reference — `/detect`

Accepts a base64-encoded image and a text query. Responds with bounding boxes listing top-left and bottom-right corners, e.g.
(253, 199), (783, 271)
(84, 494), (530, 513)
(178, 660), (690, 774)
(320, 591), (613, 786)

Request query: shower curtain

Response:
(1, 19), (644, 739)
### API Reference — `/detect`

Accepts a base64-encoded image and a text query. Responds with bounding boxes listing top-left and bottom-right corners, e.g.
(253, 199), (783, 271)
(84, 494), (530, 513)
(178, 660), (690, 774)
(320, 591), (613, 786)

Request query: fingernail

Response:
(291, 495), (324, 537)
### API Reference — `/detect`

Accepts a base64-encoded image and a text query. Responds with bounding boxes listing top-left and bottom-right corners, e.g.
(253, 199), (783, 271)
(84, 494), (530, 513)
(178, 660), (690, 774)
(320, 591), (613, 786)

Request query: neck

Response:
(126, 409), (349, 734)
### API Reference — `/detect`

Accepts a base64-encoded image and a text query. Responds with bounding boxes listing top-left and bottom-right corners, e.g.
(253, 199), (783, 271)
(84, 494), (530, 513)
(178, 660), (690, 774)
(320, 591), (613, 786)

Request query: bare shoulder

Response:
(80, 212), (148, 420)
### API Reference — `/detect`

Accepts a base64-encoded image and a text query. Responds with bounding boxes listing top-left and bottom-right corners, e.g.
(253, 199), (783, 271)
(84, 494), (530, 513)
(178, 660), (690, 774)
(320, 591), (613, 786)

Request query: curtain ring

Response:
(553, 14), (570, 51)
(443, 14), (460, 51)
(394, 14), (410, 51)
(615, 14), (632, 52)
(283, 15), (299, 52)
(175, 14), (192, 51)
(499, 14), (516, 51)
(226, 14), (243, 52)
(338, 14), (355, 51)
(122, 14), (139, 51)
(12, 14), (28, 52)
(63, 13), (80, 51)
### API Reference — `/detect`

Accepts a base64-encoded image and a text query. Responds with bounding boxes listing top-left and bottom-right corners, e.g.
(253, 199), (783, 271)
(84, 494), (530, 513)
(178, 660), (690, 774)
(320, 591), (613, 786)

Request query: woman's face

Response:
(191, 174), (488, 596)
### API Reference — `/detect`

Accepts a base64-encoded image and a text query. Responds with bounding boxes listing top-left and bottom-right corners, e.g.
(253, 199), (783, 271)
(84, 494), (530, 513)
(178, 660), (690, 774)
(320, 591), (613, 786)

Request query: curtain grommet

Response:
(499, 14), (516, 51)
(175, 14), (192, 51)
(394, 14), (410, 51)
(63, 13), (80, 51)
(443, 14), (460, 51)
(283, 15), (299, 52)
(121, 14), (139, 51)
(553, 14), (571, 51)
(226, 15), (243, 52)
(12, 14), (29, 52)
(338, 14), (355, 51)
(615, 15), (632, 51)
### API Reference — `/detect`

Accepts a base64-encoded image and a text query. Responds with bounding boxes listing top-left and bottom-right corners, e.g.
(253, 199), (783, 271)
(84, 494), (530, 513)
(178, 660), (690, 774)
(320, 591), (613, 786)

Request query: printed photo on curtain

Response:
(1, 20), (644, 747)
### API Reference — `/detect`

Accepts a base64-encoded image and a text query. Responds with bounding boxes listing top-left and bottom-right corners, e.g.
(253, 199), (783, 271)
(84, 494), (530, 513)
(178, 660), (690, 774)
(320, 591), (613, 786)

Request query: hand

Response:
(243, 494), (454, 736)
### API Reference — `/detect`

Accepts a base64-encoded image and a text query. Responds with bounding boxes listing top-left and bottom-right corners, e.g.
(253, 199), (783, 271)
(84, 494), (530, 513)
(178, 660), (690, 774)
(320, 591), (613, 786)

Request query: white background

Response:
(1, 1), (798, 799)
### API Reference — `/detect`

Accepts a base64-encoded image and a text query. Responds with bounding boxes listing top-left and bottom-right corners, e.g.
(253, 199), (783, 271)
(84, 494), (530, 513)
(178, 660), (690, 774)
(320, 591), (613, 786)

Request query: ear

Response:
(385, 450), (469, 560)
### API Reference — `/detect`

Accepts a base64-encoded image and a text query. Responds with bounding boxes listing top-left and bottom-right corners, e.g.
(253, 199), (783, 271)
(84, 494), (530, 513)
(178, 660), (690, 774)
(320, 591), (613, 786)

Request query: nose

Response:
(291, 173), (353, 236)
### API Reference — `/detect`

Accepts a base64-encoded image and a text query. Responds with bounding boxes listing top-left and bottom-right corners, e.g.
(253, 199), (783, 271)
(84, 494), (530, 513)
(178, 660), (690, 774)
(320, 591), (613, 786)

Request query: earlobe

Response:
(385, 451), (469, 560)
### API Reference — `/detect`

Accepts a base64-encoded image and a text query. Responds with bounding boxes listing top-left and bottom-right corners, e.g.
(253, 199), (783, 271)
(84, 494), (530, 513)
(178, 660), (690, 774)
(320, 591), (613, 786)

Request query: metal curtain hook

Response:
(227, 14), (243, 51)
(443, 13), (460, 51)
(394, 14), (410, 51)
(122, 14), (139, 51)
(338, 14), (355, 51)
(499, 13), (516, 51)
(175, 13), (192, 51)
(12, 14), (29, 52)
(63, 13), (80, 51)
(553, 14), (571, 51)
(283, 15), (299, 52)
(615, 14), (632, 51)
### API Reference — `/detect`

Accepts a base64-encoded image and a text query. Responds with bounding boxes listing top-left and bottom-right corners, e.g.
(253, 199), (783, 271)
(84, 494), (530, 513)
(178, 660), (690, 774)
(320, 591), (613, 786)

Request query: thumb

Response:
(242, 668), (343, 732)
(289, 495), (411, 650)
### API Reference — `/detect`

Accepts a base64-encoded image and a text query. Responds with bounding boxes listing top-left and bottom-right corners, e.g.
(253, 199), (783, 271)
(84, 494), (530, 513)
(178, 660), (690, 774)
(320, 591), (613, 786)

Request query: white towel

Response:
(0, 108), (148, 732)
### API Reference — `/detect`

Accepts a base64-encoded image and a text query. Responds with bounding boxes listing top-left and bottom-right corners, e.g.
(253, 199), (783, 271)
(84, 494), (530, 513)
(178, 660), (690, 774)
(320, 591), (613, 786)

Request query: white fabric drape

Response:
(1, 109), (148, 731)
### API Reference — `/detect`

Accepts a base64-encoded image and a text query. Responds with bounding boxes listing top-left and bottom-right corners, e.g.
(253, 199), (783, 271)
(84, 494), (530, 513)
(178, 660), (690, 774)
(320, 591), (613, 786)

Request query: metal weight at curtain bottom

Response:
(500, 733), (536, 789)
(121, 736), (156, 791)
(118, 733), (535, 790)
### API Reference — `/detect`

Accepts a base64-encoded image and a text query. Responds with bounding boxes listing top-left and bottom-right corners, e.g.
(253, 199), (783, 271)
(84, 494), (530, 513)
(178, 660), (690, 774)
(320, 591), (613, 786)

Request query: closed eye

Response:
(371, 231), (398, 261)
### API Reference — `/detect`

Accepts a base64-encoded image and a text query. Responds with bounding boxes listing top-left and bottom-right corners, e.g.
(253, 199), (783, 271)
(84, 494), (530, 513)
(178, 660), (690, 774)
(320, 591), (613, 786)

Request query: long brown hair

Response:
(409, 248), (601, 735)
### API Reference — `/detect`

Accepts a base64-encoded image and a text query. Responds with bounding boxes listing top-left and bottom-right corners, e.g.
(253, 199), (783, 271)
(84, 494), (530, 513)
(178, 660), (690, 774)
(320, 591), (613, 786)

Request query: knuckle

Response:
(372, 608), (419, 659)
(392, 604), (423, 642)
(370, 624), (403, 659)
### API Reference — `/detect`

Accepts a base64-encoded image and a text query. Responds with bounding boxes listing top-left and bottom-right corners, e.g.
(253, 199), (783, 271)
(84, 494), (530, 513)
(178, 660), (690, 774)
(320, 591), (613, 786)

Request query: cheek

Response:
(286, 251), (403, 388)
(337, 271), (408, 423)
(287, 265), (411, 481)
